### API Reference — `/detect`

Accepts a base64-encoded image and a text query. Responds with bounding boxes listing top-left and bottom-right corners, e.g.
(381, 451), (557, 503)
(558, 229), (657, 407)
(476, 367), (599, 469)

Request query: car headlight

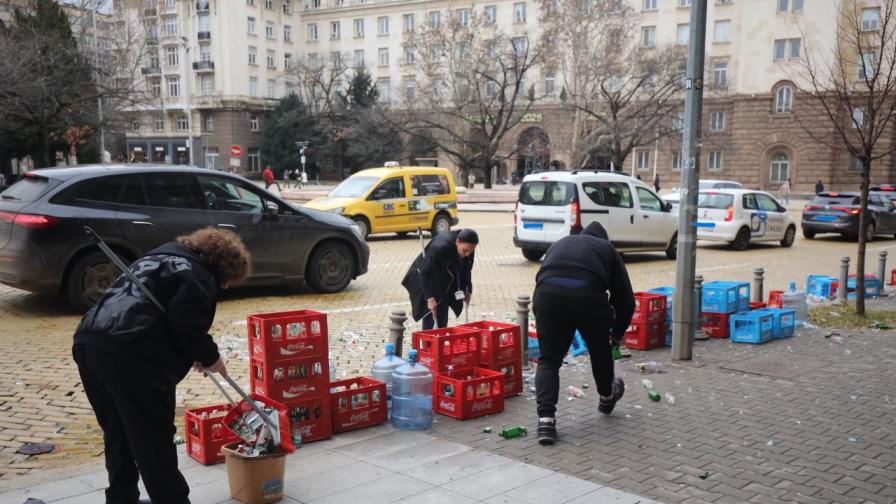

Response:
(328, 207), (344, 215)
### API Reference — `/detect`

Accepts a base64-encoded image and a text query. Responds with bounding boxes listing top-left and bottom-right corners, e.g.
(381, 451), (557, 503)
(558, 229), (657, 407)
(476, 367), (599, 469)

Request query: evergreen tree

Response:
(342, 67), (402, 172)
(261, 93), (323, 176)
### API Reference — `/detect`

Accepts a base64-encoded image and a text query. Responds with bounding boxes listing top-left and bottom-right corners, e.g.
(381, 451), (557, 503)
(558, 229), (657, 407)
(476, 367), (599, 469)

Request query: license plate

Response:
(696, 221), (716, 229)
(523, 222), (544, 230)
(814, 215), (837, 222)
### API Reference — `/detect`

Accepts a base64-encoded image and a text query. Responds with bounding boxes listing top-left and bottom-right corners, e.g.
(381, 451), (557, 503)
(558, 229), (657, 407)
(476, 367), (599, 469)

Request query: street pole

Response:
(182, 37), (194, 166)
(671, 0), (708, 361)
(91, 2), (106, 162)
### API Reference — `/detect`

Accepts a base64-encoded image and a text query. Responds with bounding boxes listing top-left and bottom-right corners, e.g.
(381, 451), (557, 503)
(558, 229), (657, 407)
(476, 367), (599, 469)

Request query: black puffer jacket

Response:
(401, 230), (474, 322)
(73, 242), (220, 379)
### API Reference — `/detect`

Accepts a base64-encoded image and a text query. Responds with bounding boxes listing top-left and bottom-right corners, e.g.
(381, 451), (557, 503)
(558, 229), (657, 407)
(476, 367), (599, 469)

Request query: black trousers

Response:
(421, 297), (450, 330)
(74, 346), (190, 504)
(534, 283), (615, 418)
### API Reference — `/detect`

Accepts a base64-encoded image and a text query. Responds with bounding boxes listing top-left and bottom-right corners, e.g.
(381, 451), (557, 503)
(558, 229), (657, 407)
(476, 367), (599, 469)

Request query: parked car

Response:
(304, 163), (459, 239)
(661, 179), (742, 208)
(513, 170), (678, 261)
(0, 165), (370, 310)
(801, 192), (896, 241)
(872, 186), (896, 207)
(696, 189), (796, 250)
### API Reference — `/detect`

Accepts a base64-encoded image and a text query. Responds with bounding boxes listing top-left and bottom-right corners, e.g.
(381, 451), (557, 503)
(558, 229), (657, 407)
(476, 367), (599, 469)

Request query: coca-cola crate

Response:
(768, 290), (784, 308)
(702, 312), (730, 338)
(631, 292), (667, 324)
(891, 268), (896, 286)
(458, 320), (521, 368)
(329, 377), (387, 433)
(285, 396), (332, 443)
(480, 359), (522, 397)
(434, 368), (505, 420)
(412, 326), (480, 374)
(247, 310), (328, 363)
(185, 404), (239, 465)
(250, 355), (328, 403)
(623, 320), (664, 350)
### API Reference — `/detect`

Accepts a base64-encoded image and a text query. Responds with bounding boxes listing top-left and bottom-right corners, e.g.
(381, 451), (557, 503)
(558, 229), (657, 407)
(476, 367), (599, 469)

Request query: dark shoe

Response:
(598, 377), (625, 415)
(537, 418), (557, 445)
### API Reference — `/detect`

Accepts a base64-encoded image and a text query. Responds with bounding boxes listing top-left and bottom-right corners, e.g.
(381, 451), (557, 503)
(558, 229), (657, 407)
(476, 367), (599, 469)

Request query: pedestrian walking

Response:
(402, 229), (478, 330)
(262, 165), (275, 190)
(301, 169), (308, 189)
(778, 178), (791, 205)
(72, 228), (251, 503)
(282, 168), (290, 189)
(653, 173), (661, 193)
(468, 172), (476, 189)
(532, 222), (635, 445)
(815, 179), (824, 194)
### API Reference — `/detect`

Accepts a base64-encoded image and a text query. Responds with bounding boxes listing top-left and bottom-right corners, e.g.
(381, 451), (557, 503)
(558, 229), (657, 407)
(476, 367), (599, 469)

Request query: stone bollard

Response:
(389, 309), (407, 358)
(838, 257), (850, 303)
(694, 274), (708, 341)
(752, 268), (765, 303)
(516, 294), (531, 369)
(878, 250), (888, 297)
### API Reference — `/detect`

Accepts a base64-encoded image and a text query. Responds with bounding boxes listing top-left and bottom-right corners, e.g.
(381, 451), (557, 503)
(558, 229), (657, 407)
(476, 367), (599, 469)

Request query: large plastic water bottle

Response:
(782, 281), (809, 326)
(391, 349), (433, 430)
(371, 343), (406, 419)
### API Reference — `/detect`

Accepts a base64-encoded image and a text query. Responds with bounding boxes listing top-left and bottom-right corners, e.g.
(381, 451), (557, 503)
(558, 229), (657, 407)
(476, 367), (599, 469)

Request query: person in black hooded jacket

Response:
(72, 227), (251, 504)
(532, 222), (635, 445)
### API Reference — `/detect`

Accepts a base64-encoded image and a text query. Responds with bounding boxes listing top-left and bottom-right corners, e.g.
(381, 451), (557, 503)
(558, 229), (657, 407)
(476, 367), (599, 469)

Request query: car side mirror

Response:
(664, 202), (673, 212)
(264, 200), (279, 217)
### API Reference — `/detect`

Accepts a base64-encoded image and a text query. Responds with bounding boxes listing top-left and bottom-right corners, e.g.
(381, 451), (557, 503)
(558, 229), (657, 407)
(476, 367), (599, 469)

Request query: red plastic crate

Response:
(412, 326), (480, 374)
(185, 404), (239, 465)
(702, 312), (730, 338)
(434, 368), (505, 420)
(891, 268), (895, 286)
(623, 320), (665, 350)
(750, 301), (767, 310)
(631, 292), (668, 324)
(285, 396), (332, 443)
(250, 355), (328, 403)
(247, 310), (328, 363)
(329, 377), (387, 433)
(480, 359), (522, 397)
(768, 290), (783, 308)
(458, 320), (521, 368)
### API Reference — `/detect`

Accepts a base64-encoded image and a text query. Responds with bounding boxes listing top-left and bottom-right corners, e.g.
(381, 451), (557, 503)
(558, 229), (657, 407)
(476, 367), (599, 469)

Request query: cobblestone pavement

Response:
(1, 211), (895, 502)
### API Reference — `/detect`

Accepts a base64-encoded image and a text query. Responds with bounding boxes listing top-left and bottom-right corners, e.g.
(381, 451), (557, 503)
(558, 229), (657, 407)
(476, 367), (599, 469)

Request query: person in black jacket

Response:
(532, 222), (635, 445)
(72, 228), (251, 504)
(401, 229), (478, 329)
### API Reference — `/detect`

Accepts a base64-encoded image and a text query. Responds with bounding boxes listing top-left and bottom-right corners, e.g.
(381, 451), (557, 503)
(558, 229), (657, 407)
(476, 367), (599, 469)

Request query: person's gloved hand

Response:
(193, 357), (228, 378)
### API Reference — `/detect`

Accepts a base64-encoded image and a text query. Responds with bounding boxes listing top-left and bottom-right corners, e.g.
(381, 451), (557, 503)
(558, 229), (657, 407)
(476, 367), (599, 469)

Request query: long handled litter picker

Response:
(83, 226), (282, 445)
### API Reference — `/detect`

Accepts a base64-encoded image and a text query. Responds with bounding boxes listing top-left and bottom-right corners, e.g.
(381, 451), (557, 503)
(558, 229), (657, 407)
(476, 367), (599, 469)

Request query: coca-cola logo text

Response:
(472, 400), (493, 412)
(439, 400), (456, 412)
(342, 411), (371, 427)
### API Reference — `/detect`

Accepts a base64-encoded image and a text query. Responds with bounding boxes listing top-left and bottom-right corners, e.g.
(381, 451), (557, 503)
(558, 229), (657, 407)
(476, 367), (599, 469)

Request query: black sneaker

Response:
(598, 377), (625, 415)
(537, 419), (557, 445)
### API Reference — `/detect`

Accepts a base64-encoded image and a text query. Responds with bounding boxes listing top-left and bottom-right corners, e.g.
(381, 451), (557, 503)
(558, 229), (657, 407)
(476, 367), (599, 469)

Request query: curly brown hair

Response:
(176, 227), (252, 285)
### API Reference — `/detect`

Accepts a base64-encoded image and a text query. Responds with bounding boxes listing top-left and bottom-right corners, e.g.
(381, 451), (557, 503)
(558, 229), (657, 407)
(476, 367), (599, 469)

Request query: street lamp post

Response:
(295, 141), (309, 178)
(181, 37), (194, 166)
(91, 1), (106, 163)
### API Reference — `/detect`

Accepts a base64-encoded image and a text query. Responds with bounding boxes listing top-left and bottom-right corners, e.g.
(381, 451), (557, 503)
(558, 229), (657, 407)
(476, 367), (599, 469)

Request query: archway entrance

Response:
(516, 127), (551, 176)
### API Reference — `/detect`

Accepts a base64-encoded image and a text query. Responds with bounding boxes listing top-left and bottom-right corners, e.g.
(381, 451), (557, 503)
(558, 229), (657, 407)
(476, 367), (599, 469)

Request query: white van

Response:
(513, 171), (679, 261)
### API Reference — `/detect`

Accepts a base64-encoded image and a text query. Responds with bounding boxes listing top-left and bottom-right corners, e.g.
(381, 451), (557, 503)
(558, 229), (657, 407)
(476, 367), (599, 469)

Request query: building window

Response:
(544, 73), (555, 95)
(636, 151), (650, 171)
(852, 107), (865, 128)
(354, 19), (364, 37)
(153, 117), (164, 131)
(150, 78), (161, 97)
(429, 11), (441, 27)
(331, 21), (341, 39)
(266, 21), (275, 38)
(678, 0), (691, 6)
(283, 0), (292, 13)
(248, 148), (261, 172)
(777, 0), (803, 12)
(284, 53), (292, 69)
(331, 51), (343, 68)
(514, 2), (526, 23)
(247, 16), (256, 34)
(769, 152), (789, 182)
(267, 49), (276, 68)
(859, 52), (875, 80)
(848, 155), (863, 172)
(149, 51), (159, 69)
(709, 111), (725, 131)
(643, 0), (657, 10)
(378, 16), (389, 35)
(486, 81), (498, 98)
(167, 76), (179, 97)
(284, 25), (292, 42)
(485, 5), (497, 24)
(403, 46), (413, 65)
(673, 109), (684, 130)
(713, 60), (728, 88)
(677, 23), (690, 45)
(164, 16), (177, 36)
(403, 14), (414, 32)
(862, 8), (881, 31)
(249, 77), (258, 96)
(175, 115), (189, 131)
(267, 79), (276, 98)
(378, 47), (389, 66)
(203, 113), (214, 132)
(249, 114), (259, 131)
(165, 46), (178, 66)
(308, 23), (318, 41)
(671, 151), (682, 171)
(198, 13), (210, 32)
(200, 44), (211, 62)
(265, 0), (273, 8)
(774, 38), (801, 60)
(355, 49), (365, 67)
(642, 26), (656, 47)
(708, 151), (723, 170)
(379, 78), (391, 104)
(458, 9), (470, 26)
(513, 37), (527, 57)
(714, 20), (730, 43)
(247, 0), (255, 5)
(404, 80), (416, 102)
(775, 85), (793, 112)
(200, 75), (213, 96)
(128, 120), (140, 132)
(248, 46), (257, 65)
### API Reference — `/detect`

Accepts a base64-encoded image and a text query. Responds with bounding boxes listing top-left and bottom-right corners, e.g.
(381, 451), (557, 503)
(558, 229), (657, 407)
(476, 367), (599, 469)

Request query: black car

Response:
(801, 191), (896, 241)
(0, 165), (369, 310)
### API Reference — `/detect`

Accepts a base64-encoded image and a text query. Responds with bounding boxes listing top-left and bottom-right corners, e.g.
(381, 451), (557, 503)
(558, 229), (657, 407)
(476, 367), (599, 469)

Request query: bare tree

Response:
(539, 0), (685, 170)
(792, 0), (896, 315)
(391, 7), (542, 188)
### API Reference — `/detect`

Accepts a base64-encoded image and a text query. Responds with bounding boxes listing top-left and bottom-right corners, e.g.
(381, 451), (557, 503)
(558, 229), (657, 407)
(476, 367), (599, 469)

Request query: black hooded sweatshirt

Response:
(535, 222), (636, 337)
(73, 242), (220, 380)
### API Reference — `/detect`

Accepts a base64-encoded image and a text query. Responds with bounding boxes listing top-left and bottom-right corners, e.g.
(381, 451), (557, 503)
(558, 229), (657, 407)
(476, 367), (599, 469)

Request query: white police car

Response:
(696, 189), (796, 250)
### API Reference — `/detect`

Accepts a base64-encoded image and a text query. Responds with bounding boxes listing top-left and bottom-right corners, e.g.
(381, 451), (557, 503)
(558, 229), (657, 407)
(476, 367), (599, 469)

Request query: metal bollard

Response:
(694, 274), (708, 340)
(752, 268), (765, 303)
(516, 294), (531, 369)
(838, 256), (850, 303)
(878, 250), (888, 297)
(389, 309), (407, 358)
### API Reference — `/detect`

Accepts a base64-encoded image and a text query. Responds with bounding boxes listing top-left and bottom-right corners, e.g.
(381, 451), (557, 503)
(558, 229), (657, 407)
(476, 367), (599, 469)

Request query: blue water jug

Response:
(371, 343), (406, 419)
(391, 349), (433, 430)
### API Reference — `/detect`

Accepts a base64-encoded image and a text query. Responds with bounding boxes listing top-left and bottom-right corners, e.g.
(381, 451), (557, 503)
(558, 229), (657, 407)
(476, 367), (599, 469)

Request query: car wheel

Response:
(306, 241), (354, 293)
(780, 225), (796, 247)
(665, 232), (678, 260)
(730, 227), (750, 251)
(864, 221), (875, 243)
(351, 216), (370, 240)
(431, 213), (451, 236)
(521, 248), (544, 262)
(65, 251), (122, 311)
(802, 228), (815, 239)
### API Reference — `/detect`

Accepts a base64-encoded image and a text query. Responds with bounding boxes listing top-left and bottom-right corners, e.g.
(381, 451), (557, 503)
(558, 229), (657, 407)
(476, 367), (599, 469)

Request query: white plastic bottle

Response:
(782, 281), (808, 326)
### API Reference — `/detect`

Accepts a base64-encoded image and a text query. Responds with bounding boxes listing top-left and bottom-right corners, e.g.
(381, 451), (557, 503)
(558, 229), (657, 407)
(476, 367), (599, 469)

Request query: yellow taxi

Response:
(303, 163), (459, 239)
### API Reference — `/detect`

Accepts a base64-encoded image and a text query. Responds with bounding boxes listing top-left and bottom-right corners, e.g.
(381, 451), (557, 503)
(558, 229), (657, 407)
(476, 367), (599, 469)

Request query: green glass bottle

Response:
(499, 426), (527, 438)
(648, 389), (661, 402)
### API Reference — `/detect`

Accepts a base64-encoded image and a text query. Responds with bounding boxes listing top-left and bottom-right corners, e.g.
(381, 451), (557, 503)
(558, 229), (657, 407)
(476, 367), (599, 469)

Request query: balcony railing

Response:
(141, 66), (161, 75)
(143, 8), (157, 17)
(192, 60), (215, 71)
(196, 1), (210, 11)
(198, 31), (211, 40)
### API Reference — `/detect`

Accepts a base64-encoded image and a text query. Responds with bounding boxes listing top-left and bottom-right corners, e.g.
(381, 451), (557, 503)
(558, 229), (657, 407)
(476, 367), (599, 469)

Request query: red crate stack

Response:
(702, 312), (731, 338)
(411, 326), (481, 374)
(329, 377), (387, 433)
(247, 310), (332, 443)
(624, 320), (665, 350)
(632, 292), (667, 324)
(458, 321), (522, 398)
(185, 405), (240, 465)
(891, 268), (896, 286)
(768, 290), (784, 308)
(434, 368), (505, 420)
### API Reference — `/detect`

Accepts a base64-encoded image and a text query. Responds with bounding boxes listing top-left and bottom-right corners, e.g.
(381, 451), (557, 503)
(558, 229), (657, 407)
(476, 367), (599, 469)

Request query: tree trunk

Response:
(855, 160), (872, 316)
(37, 124), (51, 168)
(482, 158), (493, 189)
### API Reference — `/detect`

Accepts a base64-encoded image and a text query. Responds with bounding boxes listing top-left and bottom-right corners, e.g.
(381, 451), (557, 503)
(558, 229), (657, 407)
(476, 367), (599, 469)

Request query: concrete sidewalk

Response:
(0, 426), (660, 504)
